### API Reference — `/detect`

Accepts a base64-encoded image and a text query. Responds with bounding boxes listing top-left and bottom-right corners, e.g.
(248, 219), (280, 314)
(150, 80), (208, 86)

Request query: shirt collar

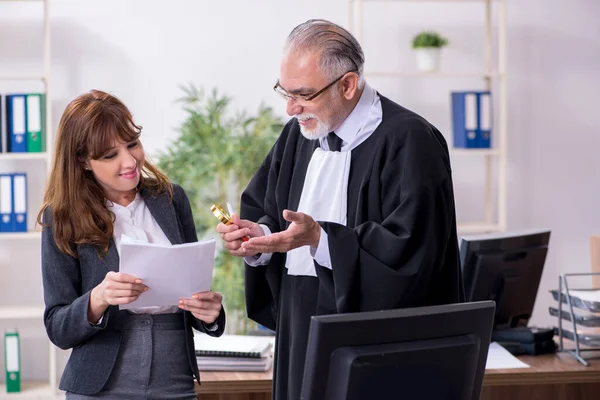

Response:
(106, 192), (142, 215)
(333, 83), (377, 145)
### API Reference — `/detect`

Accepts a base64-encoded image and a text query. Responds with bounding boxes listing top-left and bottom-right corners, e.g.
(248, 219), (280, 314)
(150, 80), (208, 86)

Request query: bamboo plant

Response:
(157, 84), (283, 333)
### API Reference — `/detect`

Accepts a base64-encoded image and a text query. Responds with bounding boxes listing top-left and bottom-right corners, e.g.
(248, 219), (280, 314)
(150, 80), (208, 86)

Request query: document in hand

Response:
(118, 235), (216, 310)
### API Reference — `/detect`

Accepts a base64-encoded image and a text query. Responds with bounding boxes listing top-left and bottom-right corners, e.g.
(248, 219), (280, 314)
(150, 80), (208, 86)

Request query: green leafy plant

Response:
(412, 31), (449, 49)
(156, 84), (283, 333)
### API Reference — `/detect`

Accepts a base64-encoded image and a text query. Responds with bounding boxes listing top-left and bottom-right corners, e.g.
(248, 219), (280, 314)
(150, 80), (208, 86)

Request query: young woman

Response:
(38, 90), (225, 399)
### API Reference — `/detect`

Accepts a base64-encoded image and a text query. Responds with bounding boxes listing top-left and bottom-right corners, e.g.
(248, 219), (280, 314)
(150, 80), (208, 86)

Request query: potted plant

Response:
(412, 31), (449, 72)
(157, 84), (283, 334)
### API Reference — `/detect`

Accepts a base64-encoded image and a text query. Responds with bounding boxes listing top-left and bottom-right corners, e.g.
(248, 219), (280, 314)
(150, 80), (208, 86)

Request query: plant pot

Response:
(415, 48), (441, 72)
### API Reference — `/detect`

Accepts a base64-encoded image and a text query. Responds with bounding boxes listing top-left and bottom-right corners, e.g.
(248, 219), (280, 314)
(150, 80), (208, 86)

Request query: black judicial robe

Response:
(240, 95), (464, 400)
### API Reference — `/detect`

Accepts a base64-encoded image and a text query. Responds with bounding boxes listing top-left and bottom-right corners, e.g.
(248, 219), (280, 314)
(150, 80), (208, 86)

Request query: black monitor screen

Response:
(301, 301), (495, 400)
(460, 229), (550, 328)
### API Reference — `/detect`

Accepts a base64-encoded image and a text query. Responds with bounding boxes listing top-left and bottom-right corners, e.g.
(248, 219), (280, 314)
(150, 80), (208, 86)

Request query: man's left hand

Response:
(179, 291), (223, 324)
(240, 210), (321, 254)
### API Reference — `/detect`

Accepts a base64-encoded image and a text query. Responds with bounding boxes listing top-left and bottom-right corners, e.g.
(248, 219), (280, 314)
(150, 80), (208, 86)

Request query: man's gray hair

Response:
(285, 19), (366, 90)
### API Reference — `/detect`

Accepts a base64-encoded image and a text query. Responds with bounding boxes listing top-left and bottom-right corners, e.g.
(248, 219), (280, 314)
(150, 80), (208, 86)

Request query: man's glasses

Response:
(273, 69), (358, 103)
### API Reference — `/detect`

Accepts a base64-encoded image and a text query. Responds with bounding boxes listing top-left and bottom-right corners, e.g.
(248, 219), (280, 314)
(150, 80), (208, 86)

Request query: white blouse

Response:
(108, 193), (177, 314)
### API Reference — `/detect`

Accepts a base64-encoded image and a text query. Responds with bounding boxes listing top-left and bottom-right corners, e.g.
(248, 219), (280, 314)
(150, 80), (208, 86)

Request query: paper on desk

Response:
(119, 235), (216, 310)
(485, 342), (530, 369)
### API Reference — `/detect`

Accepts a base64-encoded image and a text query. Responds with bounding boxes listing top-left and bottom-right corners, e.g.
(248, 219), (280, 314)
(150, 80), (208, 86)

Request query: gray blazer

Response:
(41, 184), (225, 395)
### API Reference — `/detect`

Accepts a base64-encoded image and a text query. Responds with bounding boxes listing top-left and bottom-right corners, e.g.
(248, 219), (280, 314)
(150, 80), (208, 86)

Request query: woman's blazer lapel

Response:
(102, 189), (183, 274)
(141, 189), (184, 245)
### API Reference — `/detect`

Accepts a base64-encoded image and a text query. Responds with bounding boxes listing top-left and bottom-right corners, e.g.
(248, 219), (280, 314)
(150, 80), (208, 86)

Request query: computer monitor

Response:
(301, 301), (495, 400)
(460, 229), (551, 329)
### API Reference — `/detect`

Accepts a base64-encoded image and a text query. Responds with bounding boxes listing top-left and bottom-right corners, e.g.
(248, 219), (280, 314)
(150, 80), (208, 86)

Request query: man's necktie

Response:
(327, 132), (343, 152)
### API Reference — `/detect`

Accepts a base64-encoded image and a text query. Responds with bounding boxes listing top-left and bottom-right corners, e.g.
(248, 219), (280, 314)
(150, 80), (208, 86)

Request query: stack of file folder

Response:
(0, 173), (27, 232)
(550, 288), (600, 347)
(193, 333), (274, 372)
(1, 94), (45, 153)
(451, 91), (492, 149)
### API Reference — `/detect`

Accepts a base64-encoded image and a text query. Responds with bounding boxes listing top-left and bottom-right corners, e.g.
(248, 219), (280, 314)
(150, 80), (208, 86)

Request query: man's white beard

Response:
(295, 114), (331, 140)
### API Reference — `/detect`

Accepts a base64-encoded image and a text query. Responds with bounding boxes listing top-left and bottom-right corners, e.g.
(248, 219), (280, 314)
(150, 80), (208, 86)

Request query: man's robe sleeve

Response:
(240, 137), (284, 331)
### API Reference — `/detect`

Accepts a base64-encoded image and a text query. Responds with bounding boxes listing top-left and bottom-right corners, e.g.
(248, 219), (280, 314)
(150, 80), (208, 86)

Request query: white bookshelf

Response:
(0, 382), (54, 400)
(0, 231), (41, 239)
(0, 76), (46, 82)
(450, 148), (500, 157)
(0, 153), (49, 161)
(457, 222), (502, 234)
(353, 0), (496, 4)
(0, 306), (44, 321)
(0, 0), (57, 398)
(348, 0), (508, 234)
(366, 71), (501, 78)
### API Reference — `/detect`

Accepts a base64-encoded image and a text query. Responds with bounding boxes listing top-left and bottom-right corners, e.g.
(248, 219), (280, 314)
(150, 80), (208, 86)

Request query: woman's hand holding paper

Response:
(179, 291), (223, 324)
(89, 272), (148, 323)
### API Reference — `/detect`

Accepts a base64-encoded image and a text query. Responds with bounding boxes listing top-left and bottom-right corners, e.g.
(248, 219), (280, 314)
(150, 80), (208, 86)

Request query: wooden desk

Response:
(482, 352), (600, 400)
(196, 352), (600, 400)
(196, 370), (271, 400)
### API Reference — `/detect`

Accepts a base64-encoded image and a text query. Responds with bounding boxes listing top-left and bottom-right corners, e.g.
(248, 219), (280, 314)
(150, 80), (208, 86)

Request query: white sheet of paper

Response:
(119, 235), (216, 310)
(485, 342), (530, 369)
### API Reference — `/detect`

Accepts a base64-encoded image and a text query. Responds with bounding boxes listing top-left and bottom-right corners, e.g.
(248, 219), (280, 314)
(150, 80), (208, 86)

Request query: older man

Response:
(218, 19), (464, 400)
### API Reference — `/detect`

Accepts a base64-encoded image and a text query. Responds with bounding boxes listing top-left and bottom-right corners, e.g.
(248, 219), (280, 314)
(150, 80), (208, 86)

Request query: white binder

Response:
(0, 174), (13, 232)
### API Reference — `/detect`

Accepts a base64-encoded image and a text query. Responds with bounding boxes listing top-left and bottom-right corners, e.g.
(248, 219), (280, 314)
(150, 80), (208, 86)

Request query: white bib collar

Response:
(285, 148), (351, 276)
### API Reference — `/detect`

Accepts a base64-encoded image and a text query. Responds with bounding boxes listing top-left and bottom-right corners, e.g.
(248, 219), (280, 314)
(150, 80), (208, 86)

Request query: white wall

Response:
(0, 0), (599, 382)
(504, 0), (600, 327)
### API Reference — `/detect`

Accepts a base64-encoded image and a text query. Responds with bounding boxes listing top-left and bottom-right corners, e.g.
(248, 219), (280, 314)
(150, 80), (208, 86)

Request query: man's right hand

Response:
(217, 214), (264, 257)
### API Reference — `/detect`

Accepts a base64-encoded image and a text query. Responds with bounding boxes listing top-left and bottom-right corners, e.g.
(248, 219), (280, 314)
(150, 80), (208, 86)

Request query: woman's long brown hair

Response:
(37, 90), (172, 258)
